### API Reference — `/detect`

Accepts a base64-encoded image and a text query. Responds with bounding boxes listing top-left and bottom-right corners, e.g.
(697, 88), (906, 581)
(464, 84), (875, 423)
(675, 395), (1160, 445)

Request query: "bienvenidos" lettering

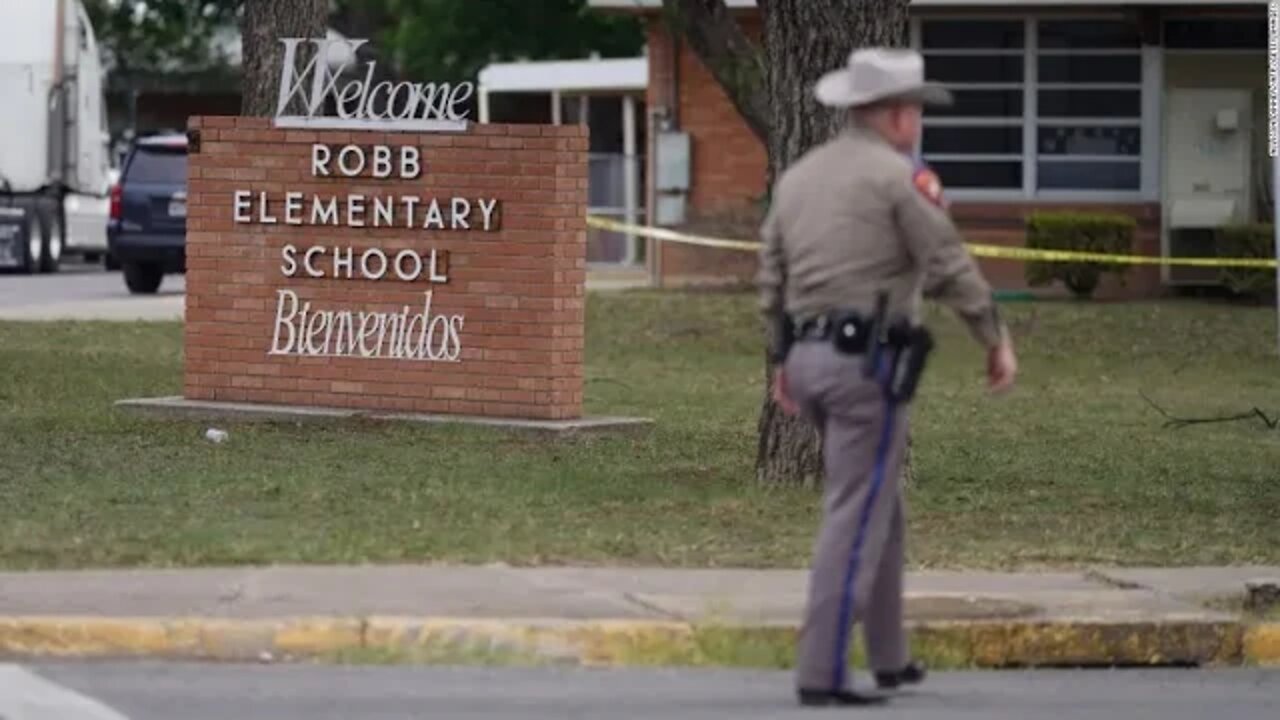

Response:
(269, 289), (463, 362)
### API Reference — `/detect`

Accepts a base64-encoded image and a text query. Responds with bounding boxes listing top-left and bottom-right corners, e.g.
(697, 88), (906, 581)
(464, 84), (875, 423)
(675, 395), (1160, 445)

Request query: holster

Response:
(883, 323), (935, 403)
(855, 291), (935, 403)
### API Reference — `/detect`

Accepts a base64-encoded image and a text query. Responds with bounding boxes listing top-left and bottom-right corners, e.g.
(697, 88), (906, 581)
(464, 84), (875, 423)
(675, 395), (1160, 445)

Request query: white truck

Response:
(0, 0), (112, 274)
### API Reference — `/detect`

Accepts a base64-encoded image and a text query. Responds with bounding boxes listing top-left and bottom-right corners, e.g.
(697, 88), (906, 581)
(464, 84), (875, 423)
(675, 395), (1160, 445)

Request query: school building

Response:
(516, 1), (1266, 297)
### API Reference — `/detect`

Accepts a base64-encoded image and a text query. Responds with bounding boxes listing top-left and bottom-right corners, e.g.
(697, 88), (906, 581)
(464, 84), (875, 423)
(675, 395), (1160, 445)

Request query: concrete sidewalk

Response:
(0, 564), (1276, 668)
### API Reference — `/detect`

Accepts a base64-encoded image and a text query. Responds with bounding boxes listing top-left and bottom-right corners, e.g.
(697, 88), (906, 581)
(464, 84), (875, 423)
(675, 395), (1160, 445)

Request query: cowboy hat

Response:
(814, 47), (952, 108)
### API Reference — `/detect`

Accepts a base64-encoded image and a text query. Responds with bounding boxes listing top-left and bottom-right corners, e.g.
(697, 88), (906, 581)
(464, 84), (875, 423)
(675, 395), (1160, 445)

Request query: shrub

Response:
(1216, 224), (1275, 299)
(1025, 211), (1136, 299)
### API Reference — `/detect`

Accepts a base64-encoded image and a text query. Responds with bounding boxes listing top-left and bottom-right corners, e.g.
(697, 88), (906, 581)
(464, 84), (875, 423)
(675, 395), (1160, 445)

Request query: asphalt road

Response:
(9, 664), (1279, 720)
(0, 262), (183, 321)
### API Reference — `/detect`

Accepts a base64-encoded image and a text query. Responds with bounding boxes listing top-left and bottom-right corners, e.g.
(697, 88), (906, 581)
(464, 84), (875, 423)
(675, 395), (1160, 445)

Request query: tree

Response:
(240, 0), (328, 116)
(377, 0), (645, 85)
(662, 0), (913, 487)
(83, 0), (243, 78)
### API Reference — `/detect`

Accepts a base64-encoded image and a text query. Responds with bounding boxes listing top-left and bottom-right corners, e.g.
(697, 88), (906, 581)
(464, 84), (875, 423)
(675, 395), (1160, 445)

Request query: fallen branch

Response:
(1138, 391), (1279, 430)
(588, 377), (634, 391)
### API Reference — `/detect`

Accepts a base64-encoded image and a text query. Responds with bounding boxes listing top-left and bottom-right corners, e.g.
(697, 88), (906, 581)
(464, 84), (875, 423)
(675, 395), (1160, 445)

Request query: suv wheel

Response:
(123, 262), (163, 294)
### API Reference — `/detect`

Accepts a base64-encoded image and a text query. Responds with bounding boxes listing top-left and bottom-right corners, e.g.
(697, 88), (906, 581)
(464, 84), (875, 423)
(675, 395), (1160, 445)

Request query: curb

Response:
(1243, 623), (1280, 666)
(0, 617), (1269, 668)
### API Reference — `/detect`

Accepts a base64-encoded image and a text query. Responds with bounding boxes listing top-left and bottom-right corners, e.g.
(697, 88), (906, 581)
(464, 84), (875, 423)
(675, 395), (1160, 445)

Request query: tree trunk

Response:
(657, 1), (917, 487)
(758, 0), (908, 177)
(240, 0), (329, 117)
(754, 0), (910, 487)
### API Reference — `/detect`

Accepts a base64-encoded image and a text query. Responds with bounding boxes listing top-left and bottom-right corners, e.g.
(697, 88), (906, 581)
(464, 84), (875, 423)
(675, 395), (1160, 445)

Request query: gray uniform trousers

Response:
(784, 339), (911, 692)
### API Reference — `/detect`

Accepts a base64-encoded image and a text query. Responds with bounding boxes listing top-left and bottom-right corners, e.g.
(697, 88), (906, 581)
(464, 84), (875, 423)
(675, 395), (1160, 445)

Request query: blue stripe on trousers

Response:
(829, 391), (898, 690)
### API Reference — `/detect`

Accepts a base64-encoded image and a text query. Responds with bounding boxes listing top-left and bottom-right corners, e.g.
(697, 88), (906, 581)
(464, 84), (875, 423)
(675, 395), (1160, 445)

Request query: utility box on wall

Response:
(655, 131), (690, 226)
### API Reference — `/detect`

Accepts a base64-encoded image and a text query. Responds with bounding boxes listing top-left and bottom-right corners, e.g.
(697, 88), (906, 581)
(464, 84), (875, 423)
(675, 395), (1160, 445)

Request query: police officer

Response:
(755, 47), (1018, 707)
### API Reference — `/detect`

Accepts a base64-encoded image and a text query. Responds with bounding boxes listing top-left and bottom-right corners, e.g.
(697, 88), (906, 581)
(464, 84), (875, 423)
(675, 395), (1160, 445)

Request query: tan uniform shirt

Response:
(756, 123), (1006, 356)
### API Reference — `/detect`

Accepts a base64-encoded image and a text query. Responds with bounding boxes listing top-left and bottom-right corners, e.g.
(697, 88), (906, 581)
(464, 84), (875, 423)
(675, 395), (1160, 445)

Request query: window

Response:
(1034, 20), (1141, 192)
(1036, 19), (1140, 49)
(1038, 55), (1141, 84)
(125, 146), (188, 185)
(1164, 18), (1266, 49)
(919, 16), (1147, 196)
(921, 20), (1024, 49)
(927, 126), (1022, 154)
(919, 19), (1025, 190)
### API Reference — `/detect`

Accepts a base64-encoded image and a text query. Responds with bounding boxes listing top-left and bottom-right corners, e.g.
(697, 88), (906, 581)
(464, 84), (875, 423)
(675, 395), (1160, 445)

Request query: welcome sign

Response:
(180, 38), (588, 421)
(273, 37), (473, 132)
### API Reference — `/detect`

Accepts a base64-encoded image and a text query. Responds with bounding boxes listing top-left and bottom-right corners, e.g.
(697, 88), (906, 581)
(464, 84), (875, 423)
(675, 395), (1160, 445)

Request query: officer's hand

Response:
(987, 339), (1017, 394)
(773, 368), (799, 415)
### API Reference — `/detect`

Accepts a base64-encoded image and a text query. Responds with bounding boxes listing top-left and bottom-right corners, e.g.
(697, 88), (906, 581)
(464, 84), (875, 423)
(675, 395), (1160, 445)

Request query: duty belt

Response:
(796, 313), (872, 354)
(793, 299), (936, 403)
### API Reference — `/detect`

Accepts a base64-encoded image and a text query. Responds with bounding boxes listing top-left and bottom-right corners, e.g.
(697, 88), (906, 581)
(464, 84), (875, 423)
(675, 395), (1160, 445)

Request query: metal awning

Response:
(477, 57), (647, 94)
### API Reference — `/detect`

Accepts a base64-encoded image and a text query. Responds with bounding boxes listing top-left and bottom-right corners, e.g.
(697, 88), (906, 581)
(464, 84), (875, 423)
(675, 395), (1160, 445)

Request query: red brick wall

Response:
(646, 17), (768, 285)
(183, 116), (588, 420)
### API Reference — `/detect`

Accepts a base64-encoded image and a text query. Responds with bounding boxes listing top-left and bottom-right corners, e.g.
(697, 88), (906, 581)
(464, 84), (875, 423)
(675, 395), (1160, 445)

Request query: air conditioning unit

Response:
(1166, 198), (1237, 285)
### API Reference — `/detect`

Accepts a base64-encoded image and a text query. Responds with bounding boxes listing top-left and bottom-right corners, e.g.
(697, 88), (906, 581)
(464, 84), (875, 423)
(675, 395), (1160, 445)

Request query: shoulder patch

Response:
(912, 166), (945, 207)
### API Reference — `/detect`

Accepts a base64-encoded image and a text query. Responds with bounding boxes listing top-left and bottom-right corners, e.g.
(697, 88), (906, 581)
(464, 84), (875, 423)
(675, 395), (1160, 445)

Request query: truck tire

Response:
(18, 214), (42, 274)
(37, 207), (63, 274)
(123, 262), (163, 294)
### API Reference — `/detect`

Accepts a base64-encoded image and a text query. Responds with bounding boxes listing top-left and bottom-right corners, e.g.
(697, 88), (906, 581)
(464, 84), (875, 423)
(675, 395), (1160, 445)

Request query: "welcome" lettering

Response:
(274, 37), (473, 132)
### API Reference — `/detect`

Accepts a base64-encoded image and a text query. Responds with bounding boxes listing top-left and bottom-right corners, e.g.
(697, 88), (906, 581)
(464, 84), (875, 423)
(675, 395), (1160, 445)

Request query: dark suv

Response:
(107, 134), (188, 294)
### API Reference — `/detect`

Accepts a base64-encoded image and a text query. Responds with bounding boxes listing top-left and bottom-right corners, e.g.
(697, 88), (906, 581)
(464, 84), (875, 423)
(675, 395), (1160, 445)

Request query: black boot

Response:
(874, 660), (927, 689)
(797, 688), (890, 707)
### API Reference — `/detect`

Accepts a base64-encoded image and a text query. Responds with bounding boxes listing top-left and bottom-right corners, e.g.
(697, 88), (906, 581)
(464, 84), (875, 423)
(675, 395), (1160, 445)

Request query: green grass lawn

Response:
(1, 290), (1277, 571)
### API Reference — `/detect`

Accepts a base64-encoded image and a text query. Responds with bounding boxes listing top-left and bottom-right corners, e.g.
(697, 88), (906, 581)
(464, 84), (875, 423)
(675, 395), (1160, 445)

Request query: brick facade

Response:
(643, 18), (1167, 299)
(183, 116), (588, 420)
(646, 17), (769, 286)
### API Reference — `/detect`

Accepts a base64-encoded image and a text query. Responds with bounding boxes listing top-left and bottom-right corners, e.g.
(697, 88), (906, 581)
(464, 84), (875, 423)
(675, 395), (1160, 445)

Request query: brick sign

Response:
(182, 46), (587, 421)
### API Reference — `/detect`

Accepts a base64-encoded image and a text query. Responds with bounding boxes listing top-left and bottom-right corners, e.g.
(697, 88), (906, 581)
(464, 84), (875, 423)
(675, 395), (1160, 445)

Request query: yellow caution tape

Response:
(587, 215), (1278, 269)
(964, 243), (1277, 268)
(588, 215), (761, 253)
